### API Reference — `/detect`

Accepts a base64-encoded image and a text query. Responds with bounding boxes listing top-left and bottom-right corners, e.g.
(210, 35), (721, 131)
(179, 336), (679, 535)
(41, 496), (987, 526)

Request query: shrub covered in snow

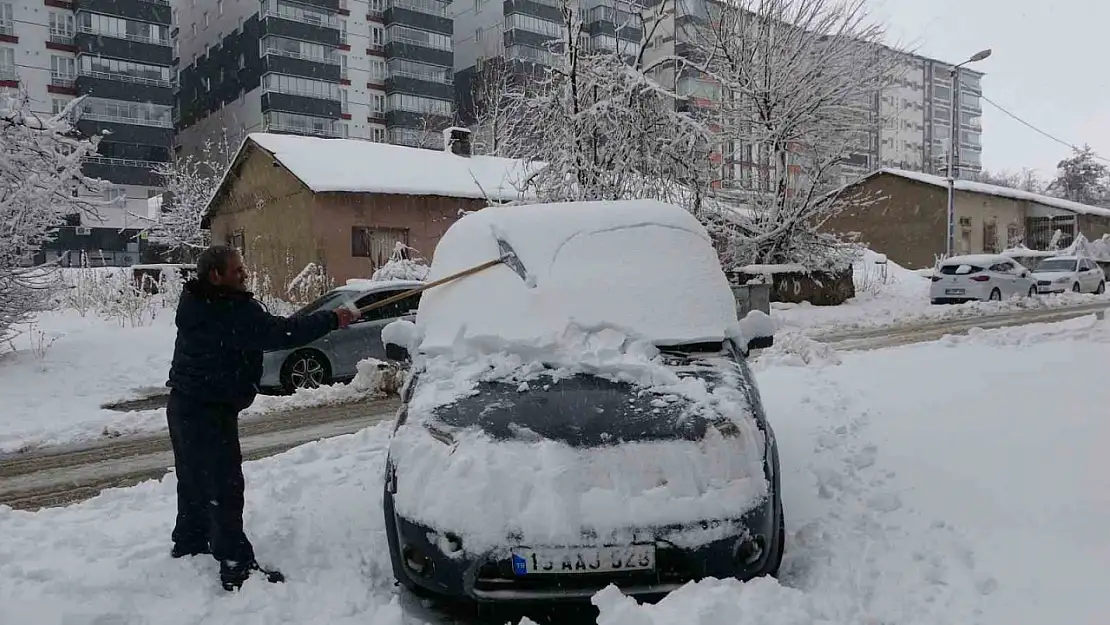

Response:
(370, 242), (430, 282)
(285, 262), (334, 306)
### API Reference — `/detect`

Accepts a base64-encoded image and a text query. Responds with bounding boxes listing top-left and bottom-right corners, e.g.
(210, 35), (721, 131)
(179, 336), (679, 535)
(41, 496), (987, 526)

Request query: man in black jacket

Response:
(166, 245), (354, 591)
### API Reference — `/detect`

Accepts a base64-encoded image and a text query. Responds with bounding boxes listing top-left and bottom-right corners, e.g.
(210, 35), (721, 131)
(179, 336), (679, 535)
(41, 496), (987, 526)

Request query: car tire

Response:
(279, 350), (332, 394)
(1097, 281), (1106, 295)
(1028, 285), (1037, 298)
(1073, 283), (1081, 293)
(989, 288), (1001, 301)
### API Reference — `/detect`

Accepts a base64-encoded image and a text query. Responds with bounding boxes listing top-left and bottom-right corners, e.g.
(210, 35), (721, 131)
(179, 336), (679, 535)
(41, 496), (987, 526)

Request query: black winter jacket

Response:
(167, 279), (339, 409)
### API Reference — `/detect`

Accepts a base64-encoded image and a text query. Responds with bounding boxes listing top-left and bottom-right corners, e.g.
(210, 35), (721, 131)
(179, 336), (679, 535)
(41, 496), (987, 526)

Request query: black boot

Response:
(220, 559), (285, 591)
(171, 543), (210, 559)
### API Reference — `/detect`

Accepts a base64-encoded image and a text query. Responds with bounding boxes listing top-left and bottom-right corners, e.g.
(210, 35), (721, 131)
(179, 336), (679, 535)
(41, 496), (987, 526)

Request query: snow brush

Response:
(354, 231), (533, 318)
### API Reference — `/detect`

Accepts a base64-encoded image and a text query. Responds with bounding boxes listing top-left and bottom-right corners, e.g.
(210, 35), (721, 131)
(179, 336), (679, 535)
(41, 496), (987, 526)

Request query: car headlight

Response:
(1055, 277), (1071, 284)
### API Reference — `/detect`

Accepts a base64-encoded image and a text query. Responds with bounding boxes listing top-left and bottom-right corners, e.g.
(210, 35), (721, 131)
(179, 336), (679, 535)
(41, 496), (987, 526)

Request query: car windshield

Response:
(421, 344), (759, 448)
(292, 290), (350, 317)
(1036, 259), (1078, 273)
(939, 264), (983, 275)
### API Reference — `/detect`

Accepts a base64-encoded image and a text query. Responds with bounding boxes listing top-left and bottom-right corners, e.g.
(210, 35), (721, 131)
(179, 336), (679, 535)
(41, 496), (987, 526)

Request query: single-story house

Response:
(202, 131), (533, 296)
(822, 168), (1110, 269)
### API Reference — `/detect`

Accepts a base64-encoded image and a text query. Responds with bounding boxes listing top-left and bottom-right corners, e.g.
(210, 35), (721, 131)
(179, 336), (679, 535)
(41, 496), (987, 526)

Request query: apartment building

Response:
(1, 0), (174, 265)
(174, 0), (455, 155)
(451, 0), (643, 123)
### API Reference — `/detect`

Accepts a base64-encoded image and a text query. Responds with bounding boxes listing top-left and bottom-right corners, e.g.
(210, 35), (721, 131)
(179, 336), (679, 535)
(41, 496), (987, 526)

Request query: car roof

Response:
(1042, 256), (1081, 261)
(941, 254), (1010, 266)
(333, 279), (425, 294)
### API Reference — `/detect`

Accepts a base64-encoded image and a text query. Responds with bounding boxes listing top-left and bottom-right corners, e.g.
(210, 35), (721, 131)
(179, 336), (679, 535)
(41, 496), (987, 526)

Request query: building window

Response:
(260, 35), (340, 64)
(370, 94), (384, 112)
(371, 126), (385, 142)
(79, 56), (171, 85)
(51, 98), (71, 115)
(262, 73), (341, 100)
(386, 93), (451, 116)
(340, 19), (347, 44)
(218, 0), (224, 15)
(475, 27), (482, 41)
(204, 12), (210, 28)
(386, 25), (451, 51)
(0, 3), (12, 37)
(192, 23), (197, 36)
(387, 58), (449, 84)
(78, 13), (168, 45)
(49, 12), (75, 42)
(369, 58), (386, 81)
(352, 227), (408, 264)
(50, 55), (76, 82)
(371, 25), (384, 46)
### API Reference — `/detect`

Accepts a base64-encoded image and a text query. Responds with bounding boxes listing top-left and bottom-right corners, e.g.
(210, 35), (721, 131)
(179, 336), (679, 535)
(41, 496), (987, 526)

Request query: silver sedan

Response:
(259, 280), (424, 394)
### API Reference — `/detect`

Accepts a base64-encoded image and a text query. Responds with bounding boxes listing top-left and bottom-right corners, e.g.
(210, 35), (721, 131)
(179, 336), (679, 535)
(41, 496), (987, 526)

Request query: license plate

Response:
(510, 545), (656, 575)
(945, 288), (965, 295)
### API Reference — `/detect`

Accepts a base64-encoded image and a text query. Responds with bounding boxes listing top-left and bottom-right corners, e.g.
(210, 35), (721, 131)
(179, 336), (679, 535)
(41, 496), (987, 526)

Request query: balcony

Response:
(261, 5), (340, 29)
(387, 0), (448, 17)
(77, 111), (173, 129)
(77, 25), (170, 47)
(78, 68), (171, 89)
(80, 156), (165, 186)
(75, 31), (173, 66)
(76, 0), (171, 24)
(262, 44), (340, 66)
(263, 122), (344, 138)
(49, 32), (76, 46)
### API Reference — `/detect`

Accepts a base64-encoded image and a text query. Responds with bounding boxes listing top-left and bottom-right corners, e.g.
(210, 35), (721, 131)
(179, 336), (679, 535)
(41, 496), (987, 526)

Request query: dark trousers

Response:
(166, 390), (255, 565)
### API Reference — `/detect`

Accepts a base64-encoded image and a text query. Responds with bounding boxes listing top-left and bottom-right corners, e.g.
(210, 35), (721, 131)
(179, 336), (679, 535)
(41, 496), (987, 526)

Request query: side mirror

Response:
(738, 310), (775, 354)
(382, 319), (419, 363)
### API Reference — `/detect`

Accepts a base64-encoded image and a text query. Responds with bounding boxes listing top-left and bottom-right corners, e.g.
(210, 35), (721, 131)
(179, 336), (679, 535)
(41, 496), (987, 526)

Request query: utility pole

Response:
(946, 49), (992, 258)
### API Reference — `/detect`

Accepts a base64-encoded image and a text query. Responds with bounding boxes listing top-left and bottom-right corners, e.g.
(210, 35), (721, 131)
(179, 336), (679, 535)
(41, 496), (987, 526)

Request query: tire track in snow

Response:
(774, 372), (996, 624)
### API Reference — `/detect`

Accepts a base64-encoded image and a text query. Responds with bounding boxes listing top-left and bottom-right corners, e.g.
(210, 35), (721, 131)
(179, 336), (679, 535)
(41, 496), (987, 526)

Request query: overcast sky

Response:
(872, 0), (1108, 180)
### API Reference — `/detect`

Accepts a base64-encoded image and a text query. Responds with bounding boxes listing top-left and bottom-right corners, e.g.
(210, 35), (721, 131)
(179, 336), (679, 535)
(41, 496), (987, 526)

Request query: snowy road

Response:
(6, 301), (1110, 512)
(3, 316), (1108, 625)
(0, 398), (400, 510)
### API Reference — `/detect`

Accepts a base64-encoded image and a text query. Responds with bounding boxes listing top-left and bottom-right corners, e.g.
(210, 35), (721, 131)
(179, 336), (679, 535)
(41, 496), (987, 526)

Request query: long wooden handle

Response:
(356, 257), (504, 316)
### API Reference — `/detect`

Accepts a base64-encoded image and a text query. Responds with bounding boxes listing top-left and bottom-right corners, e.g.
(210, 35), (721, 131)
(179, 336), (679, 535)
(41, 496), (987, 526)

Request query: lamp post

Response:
(945, 48), (992, 258)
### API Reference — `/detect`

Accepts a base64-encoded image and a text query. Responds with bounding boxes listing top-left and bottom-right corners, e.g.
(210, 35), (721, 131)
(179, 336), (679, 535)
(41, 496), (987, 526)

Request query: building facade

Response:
(173, 0), (455, 155)
(2, 0), (174, 265)
(451, 0), (642, 124)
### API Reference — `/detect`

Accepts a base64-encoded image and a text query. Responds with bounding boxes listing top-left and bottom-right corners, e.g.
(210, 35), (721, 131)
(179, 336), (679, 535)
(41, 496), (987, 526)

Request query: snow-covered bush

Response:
(286, 262), (334, 305)
(148, 135), (235, 253)
(371, 243), (430, 282)
(0, 93), (107, 346)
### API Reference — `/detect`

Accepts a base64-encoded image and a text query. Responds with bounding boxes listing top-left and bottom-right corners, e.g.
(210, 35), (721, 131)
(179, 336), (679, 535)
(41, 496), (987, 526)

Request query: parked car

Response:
(1031, 256), (1106, 295)
(259, 279), (424, 394)
(381, 199), (784, 605)
(929, 254), (1036, 304)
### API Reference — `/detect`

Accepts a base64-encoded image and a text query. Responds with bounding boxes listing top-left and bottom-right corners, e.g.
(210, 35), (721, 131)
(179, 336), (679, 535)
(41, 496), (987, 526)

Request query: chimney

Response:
(442, 126), (472, 157)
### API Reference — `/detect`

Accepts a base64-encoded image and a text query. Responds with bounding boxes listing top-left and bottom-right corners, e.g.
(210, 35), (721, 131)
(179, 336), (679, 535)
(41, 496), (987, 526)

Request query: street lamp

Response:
(945, 48), (992, 258)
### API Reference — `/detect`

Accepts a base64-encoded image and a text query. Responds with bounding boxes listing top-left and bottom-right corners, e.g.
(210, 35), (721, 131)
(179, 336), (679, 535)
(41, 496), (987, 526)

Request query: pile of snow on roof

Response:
(244, 133), (534, 202)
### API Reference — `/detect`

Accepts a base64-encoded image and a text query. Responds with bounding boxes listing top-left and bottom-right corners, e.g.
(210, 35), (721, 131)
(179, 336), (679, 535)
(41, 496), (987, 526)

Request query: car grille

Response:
(1037, 280), (1051, 286)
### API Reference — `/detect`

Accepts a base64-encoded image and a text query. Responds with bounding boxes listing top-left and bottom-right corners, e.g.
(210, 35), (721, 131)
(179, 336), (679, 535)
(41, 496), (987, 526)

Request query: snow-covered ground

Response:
(0, 308), (395, 454)
(772, 249), (1109, 336)
(3, 315), (1107, 624)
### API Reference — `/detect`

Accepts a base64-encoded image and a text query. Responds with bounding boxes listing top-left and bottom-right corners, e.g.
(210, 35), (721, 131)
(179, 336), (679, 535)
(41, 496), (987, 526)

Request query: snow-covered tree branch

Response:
(499, 0), (715, 211)
(0, 92), (108, 344)
(469, 57), (525, 157)
(147, 134), (235, 252)
(681, 0), (900, 267)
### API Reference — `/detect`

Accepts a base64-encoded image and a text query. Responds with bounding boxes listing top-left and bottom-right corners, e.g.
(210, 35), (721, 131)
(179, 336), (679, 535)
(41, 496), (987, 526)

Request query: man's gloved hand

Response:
(335, 308), (356, 328)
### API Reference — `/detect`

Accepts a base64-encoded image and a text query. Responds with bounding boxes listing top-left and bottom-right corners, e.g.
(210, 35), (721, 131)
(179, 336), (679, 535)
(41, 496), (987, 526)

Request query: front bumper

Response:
(386, 493), (777, 603)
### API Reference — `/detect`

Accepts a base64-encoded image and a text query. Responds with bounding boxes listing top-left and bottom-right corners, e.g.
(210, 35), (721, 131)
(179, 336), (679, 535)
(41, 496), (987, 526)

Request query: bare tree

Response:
(467, 57), (525, 156)
(979, 168), (1044, 193)
(0, 93), (108, 345)
(501, 0), (714, 211)
(683, 0), (900, 267)
(147, 134), (236, 254)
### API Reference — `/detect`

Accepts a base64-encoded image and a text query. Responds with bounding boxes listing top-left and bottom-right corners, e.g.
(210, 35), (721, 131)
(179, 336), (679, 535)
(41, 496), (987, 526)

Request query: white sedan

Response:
(929, 254), (1036, 304)
(1031, 256), (1106, 295)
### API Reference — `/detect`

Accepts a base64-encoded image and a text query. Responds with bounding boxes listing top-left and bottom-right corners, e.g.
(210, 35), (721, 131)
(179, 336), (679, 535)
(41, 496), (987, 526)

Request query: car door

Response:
(1080, 259), (1098, 291)
(989, 262), (1014, 297)
(324, 289), (393, 379)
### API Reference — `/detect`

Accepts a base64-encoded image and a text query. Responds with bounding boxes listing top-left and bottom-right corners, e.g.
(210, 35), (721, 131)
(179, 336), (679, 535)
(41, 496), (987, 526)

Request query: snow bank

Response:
(246, 357), (401, 415)
(393, 326), (769, 553)
(750, 332), (842, 369)
(416, 199), (742, 353)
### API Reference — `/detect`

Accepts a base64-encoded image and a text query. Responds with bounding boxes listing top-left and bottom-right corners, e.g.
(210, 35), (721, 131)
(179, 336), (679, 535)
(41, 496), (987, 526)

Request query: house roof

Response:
(209, 133), (535, 210)
(847, 168), (1110, 218)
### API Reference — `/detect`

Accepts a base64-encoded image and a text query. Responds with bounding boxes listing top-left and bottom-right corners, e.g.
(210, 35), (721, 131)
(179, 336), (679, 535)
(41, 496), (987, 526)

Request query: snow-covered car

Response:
(381, 199), (784, 604)
(929, 254), (1036, 304)
(1031, 256), (1106, 294)
(259, 279), (423, 393)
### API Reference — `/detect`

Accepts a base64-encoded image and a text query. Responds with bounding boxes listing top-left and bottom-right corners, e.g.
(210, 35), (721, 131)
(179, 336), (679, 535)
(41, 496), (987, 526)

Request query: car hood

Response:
(1032, 271), (1073, 279)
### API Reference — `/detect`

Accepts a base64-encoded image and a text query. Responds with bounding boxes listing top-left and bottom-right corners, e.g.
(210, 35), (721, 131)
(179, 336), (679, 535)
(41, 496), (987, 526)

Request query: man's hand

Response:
(335, 308), (356, 328)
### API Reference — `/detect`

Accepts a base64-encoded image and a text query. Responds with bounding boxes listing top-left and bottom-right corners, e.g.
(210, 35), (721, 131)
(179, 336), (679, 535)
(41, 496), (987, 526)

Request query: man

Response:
(166, 245), (355, 591)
